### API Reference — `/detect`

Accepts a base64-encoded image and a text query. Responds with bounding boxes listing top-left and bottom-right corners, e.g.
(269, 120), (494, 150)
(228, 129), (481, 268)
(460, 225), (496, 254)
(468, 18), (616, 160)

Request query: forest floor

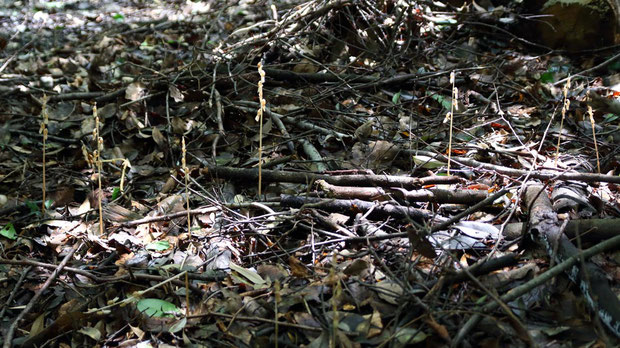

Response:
(1, 0), (620, 347)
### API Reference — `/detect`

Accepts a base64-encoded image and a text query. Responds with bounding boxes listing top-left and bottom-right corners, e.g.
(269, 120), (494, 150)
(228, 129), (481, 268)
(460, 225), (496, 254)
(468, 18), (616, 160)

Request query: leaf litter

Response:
(0, 0), (620, 347)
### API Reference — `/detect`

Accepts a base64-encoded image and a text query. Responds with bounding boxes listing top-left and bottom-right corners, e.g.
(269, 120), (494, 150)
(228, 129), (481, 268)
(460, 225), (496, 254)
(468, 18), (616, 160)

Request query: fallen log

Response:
(279, 194), (439, 222)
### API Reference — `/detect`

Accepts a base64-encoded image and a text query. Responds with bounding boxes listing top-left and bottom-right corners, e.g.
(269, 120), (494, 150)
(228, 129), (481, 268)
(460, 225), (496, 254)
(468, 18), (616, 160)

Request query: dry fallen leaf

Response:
(289, 256), (309, 278)
(151, 127), (166, 147)
(125, 82), (147, 102)
(169, 84), (184, 102)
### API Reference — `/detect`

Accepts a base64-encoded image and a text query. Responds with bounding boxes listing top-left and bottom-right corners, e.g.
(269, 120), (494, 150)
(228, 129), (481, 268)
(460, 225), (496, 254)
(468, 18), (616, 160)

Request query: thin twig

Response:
(3, 242), (83, 348)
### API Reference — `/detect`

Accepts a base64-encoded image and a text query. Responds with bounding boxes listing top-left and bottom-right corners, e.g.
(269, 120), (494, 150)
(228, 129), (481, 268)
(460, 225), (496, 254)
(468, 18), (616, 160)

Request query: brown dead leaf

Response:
(98, 103), (117, 119)
(354, 119), (374, 141)
(343, 259), (368, 276)
(152, 127), (166, 147)
(103, 204), (142, 223)
(75, 197), (91, 216)
(169, 84), (184, 102)
(94, 36), (114, 51)
(58, 298), (83, 317)
(407, 226), (437, 259)
(160, 175), (177, 194)
(289, 256), (309, 278)
(424, 314), (451, 342)
(29, 313), (45, 337)
(367, 140), (399, 167)
(50, 185), (75, 207)
(480, 262), (538, 289)
(374, 281), (403, 305)
(125, 82), (147, 102)
(257, 264), (288, 282)
(363, 310), (383, 338)
(294, 312), (322, 329)
(171, 116), (187, 134)
(292, 59), (319, 74)
(342, 303), (356, 310)
(323, 270), (346, 287)
(115, 252), (135, 266)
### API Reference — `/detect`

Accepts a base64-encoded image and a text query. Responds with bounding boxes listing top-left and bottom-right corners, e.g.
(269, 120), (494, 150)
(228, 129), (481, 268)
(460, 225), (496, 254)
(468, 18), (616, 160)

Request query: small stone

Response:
(40, 75), (54, 88)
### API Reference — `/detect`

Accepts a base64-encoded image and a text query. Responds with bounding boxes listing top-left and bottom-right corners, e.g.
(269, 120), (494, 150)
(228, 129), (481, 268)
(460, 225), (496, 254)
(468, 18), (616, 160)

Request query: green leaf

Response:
(136, 298), (181, 318)
(229, 262), (266, 286)
(454, 132), (472, 141)
(540, 71), (554, 83)
(25, 201), (39, 214)
(214, 153), (234, 166)
(392, 91), (401, 105)
(112, 13), (125, 21)
(44, 1), (64, 9)
(140, 40), (154, 51)
(412, 155), (444, 169)
(0, 223), (17, 240)
(146, 240), (171, 251)
(426, 91), (451, 110)
(169, 317), (187, 333)
(395, 328), (428, 344)
(44, 199), (53, 210)
(111, 187), (121, 201)
(603, 113), (619, 123)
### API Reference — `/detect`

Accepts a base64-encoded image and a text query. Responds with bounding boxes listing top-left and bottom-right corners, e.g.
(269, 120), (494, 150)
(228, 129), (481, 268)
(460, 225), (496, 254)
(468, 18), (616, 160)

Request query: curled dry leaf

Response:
(368, 140), (399, 165)
(289, 256), (309, 278)
(151, 127), (166, 147)
(168, 84), (184, 102)
(125, 82), (147, 102)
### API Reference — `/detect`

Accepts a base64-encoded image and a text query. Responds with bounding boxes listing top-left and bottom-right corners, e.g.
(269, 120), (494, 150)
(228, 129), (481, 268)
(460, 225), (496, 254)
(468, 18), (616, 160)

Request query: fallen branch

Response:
(316, 179), (489, 204)
(116, 206), (220, 227)
(425, 253), (520, 290)
(0, 257), (224, 284)
(280, 194), (438, 222)
(201, 165), (461, 190)
(411, 150), (620, 184)
(502, 218), (620, 243)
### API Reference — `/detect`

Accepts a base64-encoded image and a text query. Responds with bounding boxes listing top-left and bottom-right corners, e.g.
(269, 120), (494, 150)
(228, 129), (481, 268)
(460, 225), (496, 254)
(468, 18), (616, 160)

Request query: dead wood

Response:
(413, 150), (620, 184)
(524, 185), (620, 337)
(279, 194), (437, 222)
(423, 253), (520, 294)
(316, 179), (489, 204)
(455, 223), (620, 345)
(201, 165), (461, 189)
(503, 218), (620, 243)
